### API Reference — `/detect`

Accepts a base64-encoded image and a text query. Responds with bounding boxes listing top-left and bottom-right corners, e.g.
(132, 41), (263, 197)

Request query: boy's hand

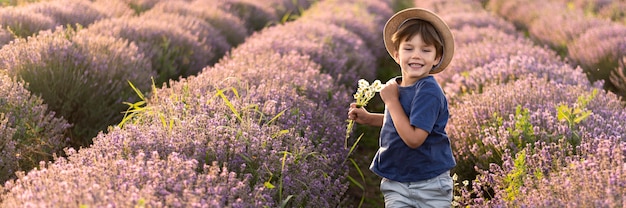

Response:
(380, 79), (399, 104)
(348, 103), (369, 125)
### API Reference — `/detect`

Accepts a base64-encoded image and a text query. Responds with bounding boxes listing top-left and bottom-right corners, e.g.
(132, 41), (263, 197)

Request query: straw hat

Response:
(383, 8), (454, 74)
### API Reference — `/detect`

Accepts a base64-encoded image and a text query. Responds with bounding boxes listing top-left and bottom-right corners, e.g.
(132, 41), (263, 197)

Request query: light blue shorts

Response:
(380, 171), (453, 208)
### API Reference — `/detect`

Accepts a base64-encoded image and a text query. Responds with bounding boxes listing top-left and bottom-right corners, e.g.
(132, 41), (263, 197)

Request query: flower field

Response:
(0, 0), (625, 207)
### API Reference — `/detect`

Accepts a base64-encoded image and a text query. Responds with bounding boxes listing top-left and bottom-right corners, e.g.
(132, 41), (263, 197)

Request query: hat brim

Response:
(383, 8), (454, 74)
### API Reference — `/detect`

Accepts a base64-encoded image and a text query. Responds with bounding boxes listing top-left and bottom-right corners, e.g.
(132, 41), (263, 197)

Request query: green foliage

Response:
(119, 79), (153, 128)
(504, 150), (527, 202)
(344, 134), (366, 208)
(508, 105), (536, 149)
(556, 89), (597, 145)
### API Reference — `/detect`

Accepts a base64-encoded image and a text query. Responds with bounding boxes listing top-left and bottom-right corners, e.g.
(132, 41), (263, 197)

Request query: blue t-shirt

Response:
(370, 76), (456, 182)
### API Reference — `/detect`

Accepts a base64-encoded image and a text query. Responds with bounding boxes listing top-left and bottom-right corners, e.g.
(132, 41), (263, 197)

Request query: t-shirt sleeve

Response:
(409, 92), (440, 133)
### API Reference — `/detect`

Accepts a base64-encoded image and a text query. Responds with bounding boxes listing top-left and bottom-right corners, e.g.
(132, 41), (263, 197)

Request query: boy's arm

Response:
(363, 112), (384, 127)
(386, 100), (429, 149)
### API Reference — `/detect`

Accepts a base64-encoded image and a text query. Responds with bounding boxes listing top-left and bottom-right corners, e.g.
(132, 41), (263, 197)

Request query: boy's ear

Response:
(434, 55), (442, 67)
(392, 51), (400, 64)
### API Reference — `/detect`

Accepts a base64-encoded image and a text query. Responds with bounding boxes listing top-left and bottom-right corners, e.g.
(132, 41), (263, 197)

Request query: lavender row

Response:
(1, 0), (392, 207)
(488, 0), (626, 98)
(415, 0), (626, 206)
(552, 0), (626, 25)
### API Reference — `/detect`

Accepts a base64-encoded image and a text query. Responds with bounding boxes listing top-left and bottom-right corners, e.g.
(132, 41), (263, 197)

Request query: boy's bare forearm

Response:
(366, 113), (384, 127)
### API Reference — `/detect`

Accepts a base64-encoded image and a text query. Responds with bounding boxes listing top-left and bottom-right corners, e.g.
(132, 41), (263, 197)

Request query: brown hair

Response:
(391, 19), (444, 60)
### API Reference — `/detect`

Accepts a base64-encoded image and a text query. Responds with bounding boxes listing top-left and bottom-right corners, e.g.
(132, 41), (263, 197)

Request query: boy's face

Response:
(393, 33), (441, 86)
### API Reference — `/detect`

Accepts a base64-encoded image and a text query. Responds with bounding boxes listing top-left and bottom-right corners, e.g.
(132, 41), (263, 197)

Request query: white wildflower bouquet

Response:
(345, 79), (382, 148)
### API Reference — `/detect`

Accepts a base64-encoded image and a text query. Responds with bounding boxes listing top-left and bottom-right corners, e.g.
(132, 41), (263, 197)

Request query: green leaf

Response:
(264, 181), (275, 189)
(216, 89), (242, 122)
(347, 175), (364, 190)
(556, 105), (570, 121)
(574, 110), (592, 123)
(280, 195), (294, 208)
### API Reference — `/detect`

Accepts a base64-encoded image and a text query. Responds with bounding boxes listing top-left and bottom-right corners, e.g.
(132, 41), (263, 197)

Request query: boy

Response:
(347, 8), (456, 207)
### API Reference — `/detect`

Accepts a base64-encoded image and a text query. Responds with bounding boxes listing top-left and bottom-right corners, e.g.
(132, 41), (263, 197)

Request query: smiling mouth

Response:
(408, 63), (424, 68)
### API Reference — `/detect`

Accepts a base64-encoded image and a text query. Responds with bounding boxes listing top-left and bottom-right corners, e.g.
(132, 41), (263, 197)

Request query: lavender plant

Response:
(139, 10), (231, 64)
(22, 0), (109, 28)
(0, 73), (70, 183)
(90, 0), (135, 17)
(191, 0), (278, 32)
(609, 56), (626, 98)
(148, 0), (249, 46)
(0, 27), (13, 46)
(299, 0), (388, 58)
(85, 16), (214, 85)
(0, 7), (55, 38)
(568, 23), (626, 84)
(450, 26), (518, 46)
(230, 19), (376, 86)
(0, 26), (154, 147)
(597, 2), (626, 24)
(261, 0), (315, 19)
(486, 0), (554, 28)
(529, 10), (608, 56)
(443, 12), (517, 35)
(119, 0), (170, 14)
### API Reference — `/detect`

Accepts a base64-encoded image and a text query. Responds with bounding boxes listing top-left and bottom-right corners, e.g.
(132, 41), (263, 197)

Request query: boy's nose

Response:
(410, 52), (422, 59)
